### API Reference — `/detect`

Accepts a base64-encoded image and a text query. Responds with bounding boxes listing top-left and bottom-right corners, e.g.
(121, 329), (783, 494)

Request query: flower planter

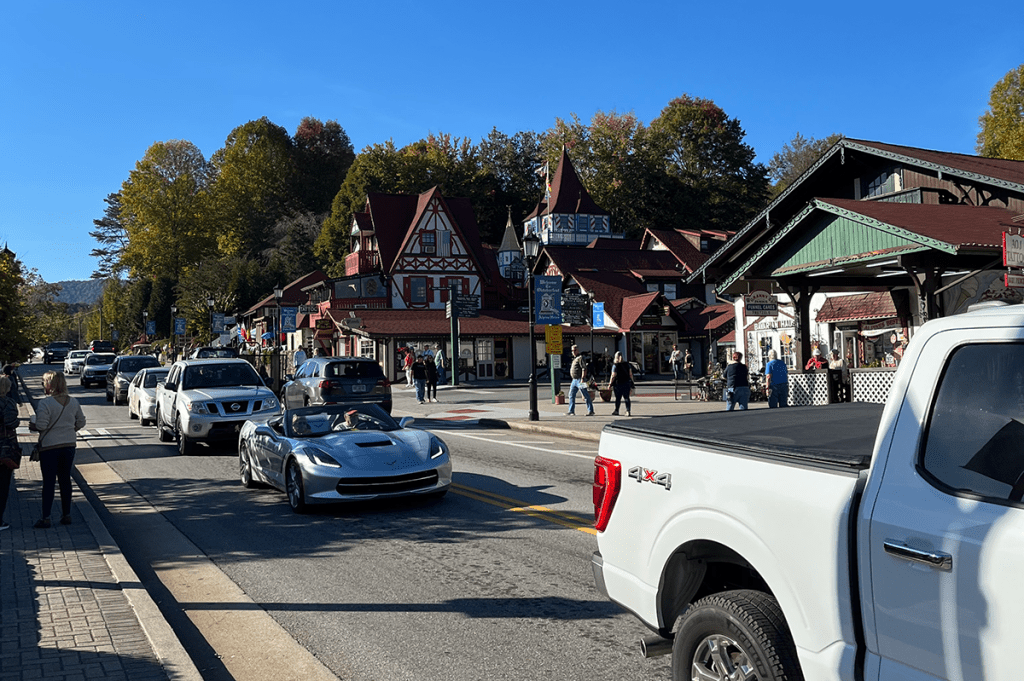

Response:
(598, 389), (612, 402)
(554, 395), (566, 405)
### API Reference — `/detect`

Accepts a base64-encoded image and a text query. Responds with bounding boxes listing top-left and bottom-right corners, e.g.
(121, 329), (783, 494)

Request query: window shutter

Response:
(427, 279), (434, 303)
(403, 278), (411, 307)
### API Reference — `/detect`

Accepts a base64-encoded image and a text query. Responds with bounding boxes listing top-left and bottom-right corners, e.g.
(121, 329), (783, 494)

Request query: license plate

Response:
(351, 384), (368, 393)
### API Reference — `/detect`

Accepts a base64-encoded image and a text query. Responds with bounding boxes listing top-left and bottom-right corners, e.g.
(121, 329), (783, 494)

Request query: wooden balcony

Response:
(345, 250), (379, 276)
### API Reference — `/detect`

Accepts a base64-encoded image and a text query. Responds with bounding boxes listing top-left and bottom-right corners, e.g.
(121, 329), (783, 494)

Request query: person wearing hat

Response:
(805, 347), (827, 371)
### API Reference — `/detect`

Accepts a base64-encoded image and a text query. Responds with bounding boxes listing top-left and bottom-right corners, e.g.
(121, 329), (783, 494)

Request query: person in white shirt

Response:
(30, 372), (86, 528)
(293, 347), (307, 374)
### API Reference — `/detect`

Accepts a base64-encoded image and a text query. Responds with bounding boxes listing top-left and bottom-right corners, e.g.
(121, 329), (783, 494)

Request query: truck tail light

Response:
(318, 380), (330, 389)
(593, 456), (621, 532)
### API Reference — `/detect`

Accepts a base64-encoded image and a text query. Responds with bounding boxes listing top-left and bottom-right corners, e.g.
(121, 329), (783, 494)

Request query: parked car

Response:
(80, 353), (117, 388)
(127, 367), (170, 426)
(106, 354), (162, 404)
(42, 341), (74, 364)
(592, 304), (1024, 681)
(238, 403), (451, 512)
(89, 339), (115, 353)
(155, 358), (281, 456)
(188, 346), (239, 359)
(64, 350), (89, 376)
(281, 357), (392, 413)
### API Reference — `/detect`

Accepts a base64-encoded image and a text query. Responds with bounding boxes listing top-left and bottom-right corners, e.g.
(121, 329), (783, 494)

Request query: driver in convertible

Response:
(342, 409), (360, 430)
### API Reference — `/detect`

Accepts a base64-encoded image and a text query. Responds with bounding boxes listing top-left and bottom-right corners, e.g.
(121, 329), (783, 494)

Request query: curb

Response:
(504, 420), (604, 442)
(18, 376), (203, 681)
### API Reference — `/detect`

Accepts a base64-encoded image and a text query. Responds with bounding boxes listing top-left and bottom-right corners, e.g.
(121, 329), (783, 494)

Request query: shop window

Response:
(920, 343), (1024, 505)
(359, 339), (375, 360)
(421, 232), (436, 255)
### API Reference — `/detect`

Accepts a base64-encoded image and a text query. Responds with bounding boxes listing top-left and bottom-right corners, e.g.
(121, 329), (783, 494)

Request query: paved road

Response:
(19, 363), (671, 680)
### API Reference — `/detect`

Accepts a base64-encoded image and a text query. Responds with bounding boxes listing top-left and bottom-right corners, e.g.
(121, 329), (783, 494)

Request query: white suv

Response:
(155, 358), (281, 455)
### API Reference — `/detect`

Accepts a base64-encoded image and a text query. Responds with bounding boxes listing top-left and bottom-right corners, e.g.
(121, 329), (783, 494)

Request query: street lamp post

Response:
(170, 305), (177, 361)
(273, 286), (284, 391)
(207, 297), (215, 343)
(108, 323), (113, 347)
(523, 232), (541, 421)
(142, 310), (148, 343)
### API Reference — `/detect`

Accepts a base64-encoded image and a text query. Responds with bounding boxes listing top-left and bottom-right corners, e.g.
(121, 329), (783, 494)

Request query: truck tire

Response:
(672, 589), (803, 681)
(156, 409), (173, 442)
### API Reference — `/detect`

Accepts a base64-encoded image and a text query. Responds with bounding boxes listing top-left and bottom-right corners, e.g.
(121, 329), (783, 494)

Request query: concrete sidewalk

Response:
(1, 393), (200, 680)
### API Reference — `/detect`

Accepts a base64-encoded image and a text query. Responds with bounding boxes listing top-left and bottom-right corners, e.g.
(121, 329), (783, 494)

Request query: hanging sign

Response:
(1006, 273), (1024, 288)
(561, 292), (589, 326)
(592, 302), (605, 329)
(744, 290), (779, 317)
(281, 307), (297, 333)
(1003, 232), (1024, 268)
(145, 321), (156, 336)
(534, 276), (562, 325)
(212, 313), (226, 334)
(174, 317), (186, 335)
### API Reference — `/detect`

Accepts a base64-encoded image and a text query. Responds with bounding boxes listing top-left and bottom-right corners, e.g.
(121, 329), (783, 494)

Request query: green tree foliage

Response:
(89, 192), (129, 279)
(210, 117), (296, 257)
(768, 132), (843, 196)
(0, 252), (37, 362)
(292, 117), (355, 215)
(977, 65), (1024, 160)
(175, 257), (250, 341)
(20, 268), (70, 345)
(120, 140), (215, 280)
(647, 95), (770, 233)
(477, 128), (545, 231)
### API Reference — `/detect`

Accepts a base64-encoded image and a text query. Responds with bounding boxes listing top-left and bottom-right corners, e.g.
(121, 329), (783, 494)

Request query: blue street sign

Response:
(146, 320), (156, 336)
(213, 313), (225, 334)
(281, 307), (297, 333)
(174, 317), (186, 335)
(592, 302), (605, 328)
(534, 276), (562, 325)
(112, 329), (119, 341)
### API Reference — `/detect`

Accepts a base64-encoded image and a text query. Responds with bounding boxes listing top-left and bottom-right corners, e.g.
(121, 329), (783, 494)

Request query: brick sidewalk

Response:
(1, 404), (169, 680)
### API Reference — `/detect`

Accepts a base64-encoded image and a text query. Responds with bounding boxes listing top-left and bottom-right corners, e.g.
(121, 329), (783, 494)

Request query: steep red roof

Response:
(619, 292), (661, 329)
(569, 270), (647, 328)
(644, 228), (710, 272)
(849, 139), (1024, 189)
(245, 270), (328, 314)
(679, 303), (735, 337)
(816, 292), (900, 323)
(548, 148), (609, 216)
(587, 237), (641, 250)
(820, 199), (1017, 249)
(364, 193), (419, 272)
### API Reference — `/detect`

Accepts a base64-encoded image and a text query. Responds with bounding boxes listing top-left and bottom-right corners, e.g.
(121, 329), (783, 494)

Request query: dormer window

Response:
(862, 167), (901, 198)
(422, 232), (436, 255)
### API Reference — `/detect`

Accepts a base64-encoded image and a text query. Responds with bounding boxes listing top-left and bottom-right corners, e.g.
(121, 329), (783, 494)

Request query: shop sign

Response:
(339, 317), (362, 329)
(545, 325), (563, 355)
(1003, 232), (1024, 268)
(1006, 273), (1024, 288)
(754, 318), (795, 331)
(861, 317), (900, 332)
(561, 291), (589, 326)
(454, 294), (480, 318)
(280, 308), (297, 333)
(744, 290), (778, 317)
(298, 304), (318, 314)
(315, 318), (333, 330)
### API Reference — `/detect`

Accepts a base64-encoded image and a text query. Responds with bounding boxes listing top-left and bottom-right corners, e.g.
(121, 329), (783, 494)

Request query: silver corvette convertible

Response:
(238, 403), (452, 512)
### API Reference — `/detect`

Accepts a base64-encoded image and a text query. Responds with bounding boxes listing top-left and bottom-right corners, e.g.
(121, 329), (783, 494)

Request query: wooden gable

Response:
(393, 190), (484, 277)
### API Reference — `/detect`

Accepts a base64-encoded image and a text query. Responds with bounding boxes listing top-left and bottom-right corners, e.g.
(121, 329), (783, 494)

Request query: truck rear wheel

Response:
(672, 589), (803, 681)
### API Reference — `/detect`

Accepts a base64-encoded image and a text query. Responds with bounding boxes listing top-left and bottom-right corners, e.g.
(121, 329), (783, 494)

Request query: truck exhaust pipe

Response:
(640, 635), (673, 658)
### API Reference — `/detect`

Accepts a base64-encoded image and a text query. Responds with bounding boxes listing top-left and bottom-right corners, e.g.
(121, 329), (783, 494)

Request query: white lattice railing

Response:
(789, 373), (829, 406)
(850, 368), (897, 404)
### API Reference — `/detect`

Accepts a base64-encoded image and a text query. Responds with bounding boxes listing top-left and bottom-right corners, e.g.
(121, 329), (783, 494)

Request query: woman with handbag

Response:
(0, 375), (21, 531)
(29, 371), (86, 528)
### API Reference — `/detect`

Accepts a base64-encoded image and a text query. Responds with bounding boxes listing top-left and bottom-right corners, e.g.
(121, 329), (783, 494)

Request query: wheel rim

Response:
(176, 418), (187, 454)
(691, 634), (758, 681)
(240, 447), (252, 484)
(286, 462), (303, 508)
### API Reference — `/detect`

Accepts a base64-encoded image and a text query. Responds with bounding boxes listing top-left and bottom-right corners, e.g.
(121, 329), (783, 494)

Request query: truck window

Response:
(921, 343), (1024, 504)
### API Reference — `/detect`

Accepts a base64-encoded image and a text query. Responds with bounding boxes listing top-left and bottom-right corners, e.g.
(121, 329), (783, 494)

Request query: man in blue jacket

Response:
(764, 350), (789, 408)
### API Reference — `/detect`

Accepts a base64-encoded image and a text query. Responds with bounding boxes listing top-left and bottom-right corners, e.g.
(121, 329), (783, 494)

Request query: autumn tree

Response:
(768, 132), (843, 195)
(210, 117), (296, 258)
(977, 65), (1024, 160)
(0, 251), (39, 362)
(120, 140), (215, 281)
(292, 117), (356, 215)
(477, 128), (545, 232)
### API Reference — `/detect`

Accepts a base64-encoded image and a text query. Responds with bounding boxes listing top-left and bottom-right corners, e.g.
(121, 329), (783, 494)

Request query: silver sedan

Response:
(127, 367), (170, 426)
(238, 403), (451, 512)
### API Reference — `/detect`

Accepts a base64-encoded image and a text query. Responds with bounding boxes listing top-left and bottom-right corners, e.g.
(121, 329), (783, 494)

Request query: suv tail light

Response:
(376, 378), (391, 392)
(593, 456), (621, 532)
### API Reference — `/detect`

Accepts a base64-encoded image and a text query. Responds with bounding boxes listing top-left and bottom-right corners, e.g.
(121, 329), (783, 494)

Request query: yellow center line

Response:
(451, 483), (597, 535)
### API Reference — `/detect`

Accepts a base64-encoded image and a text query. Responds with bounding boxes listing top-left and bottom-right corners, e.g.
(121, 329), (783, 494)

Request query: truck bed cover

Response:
(604, 402), (882, 471)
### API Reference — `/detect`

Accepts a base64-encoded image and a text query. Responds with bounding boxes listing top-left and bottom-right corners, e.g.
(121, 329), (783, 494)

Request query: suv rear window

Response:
(324, 361), (384, 379)
(86, 354), (116, 365)
(117, 356), (161, 373)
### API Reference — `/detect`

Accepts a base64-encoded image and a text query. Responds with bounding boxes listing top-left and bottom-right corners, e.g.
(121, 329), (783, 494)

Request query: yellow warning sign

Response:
(545, 325), (563, 355)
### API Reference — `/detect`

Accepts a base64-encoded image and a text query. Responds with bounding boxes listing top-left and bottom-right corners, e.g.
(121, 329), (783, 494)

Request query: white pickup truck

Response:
(592, 304), (1024, 681)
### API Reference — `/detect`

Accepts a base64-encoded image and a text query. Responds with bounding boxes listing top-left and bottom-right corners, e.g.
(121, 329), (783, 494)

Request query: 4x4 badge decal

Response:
(627, 466), (671, 490)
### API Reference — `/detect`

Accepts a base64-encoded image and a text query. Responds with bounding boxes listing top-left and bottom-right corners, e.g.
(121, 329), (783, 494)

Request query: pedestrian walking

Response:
(724, 351), (750, 411)
(412, 355), (428, 404)
(684, 349), (694, 381)
(669, 345), (683, 381)
(425, 356), (439, 403)
(434, 344), (447, 386)
(607, 352), (634, 416)
(2, 364), (21, 404)
(404, 350), (414, 387)
(566, 345), (595, 416)
(0, 375), (21, 531)
(764, 349), (789, 408)
(30, 371), (86, 528)
(293, 346), (307, 374)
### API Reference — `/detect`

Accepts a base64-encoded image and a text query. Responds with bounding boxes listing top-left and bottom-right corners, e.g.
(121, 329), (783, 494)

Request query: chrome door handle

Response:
(883, 540), (952, 571)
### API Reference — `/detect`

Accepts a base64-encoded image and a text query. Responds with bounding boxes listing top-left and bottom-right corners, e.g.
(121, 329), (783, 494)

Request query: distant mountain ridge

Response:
(54, 279), (105, 305)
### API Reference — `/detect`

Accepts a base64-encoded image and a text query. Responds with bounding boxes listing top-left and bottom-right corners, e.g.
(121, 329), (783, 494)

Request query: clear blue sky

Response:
(2, 0), (1021, 284)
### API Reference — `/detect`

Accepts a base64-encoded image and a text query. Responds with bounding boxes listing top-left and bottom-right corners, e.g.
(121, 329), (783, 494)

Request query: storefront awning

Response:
(816, 292), (904, 324)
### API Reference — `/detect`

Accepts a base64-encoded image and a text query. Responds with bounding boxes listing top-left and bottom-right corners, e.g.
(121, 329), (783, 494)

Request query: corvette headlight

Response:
(187, 402), (209, 414)
(429, 436), (449, 460)
(305, 447), (341, 467)
(260, 396), (279, 411)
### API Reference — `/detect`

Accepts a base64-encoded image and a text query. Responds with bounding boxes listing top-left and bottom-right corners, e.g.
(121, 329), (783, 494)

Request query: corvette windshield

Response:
(289, 404), (398, 438)
(182, 363), (261, 390)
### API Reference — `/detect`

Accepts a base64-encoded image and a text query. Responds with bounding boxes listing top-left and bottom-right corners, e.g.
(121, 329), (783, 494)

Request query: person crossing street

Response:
(566, 345), (595, 416)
